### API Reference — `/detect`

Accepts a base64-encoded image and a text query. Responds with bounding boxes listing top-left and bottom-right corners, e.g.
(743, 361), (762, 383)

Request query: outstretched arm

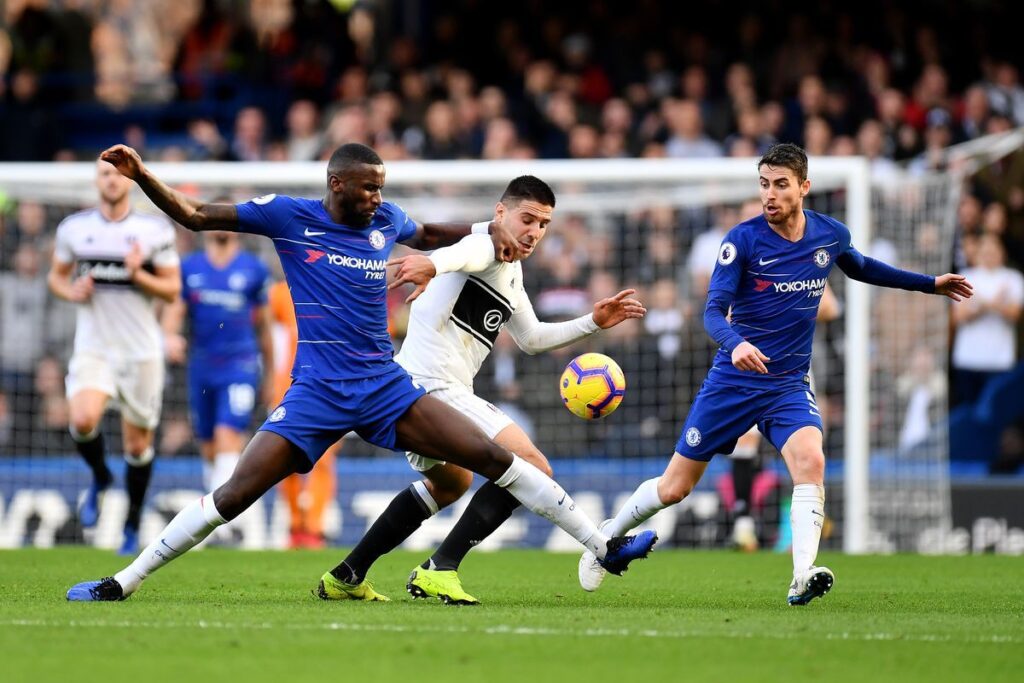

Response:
(402, 221), (519, 262)
(506, 289), (645, 354)
(100, 145), (238, 233)
(835, 247), (973, 301)
(388, 234), (497, 303)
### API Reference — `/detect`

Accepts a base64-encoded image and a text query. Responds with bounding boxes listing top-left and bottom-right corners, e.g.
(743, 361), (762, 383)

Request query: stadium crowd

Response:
(0, 0), (1022, 473)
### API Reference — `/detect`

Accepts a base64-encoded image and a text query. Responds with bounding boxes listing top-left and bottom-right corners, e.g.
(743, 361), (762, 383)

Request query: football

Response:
(559, 352), (626, 419)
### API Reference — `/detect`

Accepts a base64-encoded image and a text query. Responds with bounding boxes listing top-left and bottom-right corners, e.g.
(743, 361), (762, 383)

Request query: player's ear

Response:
(328, 173), (344, 193)
(801, 178), (811, 198)
(494, 201), (506, 224)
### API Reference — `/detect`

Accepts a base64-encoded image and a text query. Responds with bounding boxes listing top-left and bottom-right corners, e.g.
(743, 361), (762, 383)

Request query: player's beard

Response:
(764, 204), (796, 226)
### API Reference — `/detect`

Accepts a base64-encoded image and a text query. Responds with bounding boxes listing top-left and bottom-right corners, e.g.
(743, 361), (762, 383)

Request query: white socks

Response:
(495, 455), (608, 558)
(212, 452), (240, 490)
(606, 477), (665, 536)
(114, 493), (226, 595)
(202, 453), (239, 491)
(790, 483), (825, 576)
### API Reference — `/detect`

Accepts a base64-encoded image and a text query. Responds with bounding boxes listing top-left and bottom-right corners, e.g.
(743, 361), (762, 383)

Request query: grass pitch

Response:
(2, 548), (1022, 683)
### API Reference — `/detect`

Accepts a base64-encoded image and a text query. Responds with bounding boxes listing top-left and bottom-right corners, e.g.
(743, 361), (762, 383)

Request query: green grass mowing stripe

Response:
(2, 548), (1022, 683)
(2, 616), (1021, 644)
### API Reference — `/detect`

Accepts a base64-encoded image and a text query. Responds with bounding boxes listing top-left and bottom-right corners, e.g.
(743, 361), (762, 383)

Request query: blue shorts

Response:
(188, 364), (260, 440)
(258, 362), (426, 472)
(674, 378), (822, 461)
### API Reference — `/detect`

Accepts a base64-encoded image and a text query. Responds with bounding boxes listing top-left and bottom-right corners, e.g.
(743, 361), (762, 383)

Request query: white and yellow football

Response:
(559, 352), (626, 420)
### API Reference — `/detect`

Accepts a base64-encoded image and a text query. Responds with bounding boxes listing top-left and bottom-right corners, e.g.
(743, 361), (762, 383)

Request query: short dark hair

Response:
(757, 143), (808, 182)
(327, 143), (383, 175)
(500, 175), (556, 208)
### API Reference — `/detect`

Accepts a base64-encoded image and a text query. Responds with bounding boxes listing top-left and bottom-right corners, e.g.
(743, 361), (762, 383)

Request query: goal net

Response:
(0, 138), (1014, 553)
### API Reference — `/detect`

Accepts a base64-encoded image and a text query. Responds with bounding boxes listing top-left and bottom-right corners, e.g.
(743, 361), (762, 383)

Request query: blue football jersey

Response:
(235, 196), (417, 380)
(706, 210), (853, 387)
(181, 250), (270, 363)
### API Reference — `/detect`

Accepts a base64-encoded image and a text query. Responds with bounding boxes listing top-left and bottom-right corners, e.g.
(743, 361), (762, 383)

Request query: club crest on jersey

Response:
(269, 406), (286, 422)
(483, 309), (504, 332)
(685, 427), (702, 447)
(369, 230), (386, 250)
(718, 242), (737, 266)
(228, 272), (247, 290)
(252, 193), (277, 205)
(813, 248), (830, 268)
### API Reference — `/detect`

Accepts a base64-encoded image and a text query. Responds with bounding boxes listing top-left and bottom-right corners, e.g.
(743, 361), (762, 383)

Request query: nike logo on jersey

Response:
(759, 257), (780, 265)
(304, 228), (326, 237)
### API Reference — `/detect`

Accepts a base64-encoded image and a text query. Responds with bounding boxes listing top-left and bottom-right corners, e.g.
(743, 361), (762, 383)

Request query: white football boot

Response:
(787, 566), (834, 606)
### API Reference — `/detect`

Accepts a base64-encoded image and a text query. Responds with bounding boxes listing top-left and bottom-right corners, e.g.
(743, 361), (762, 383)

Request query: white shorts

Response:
(406, 376), (514, 472)
(65, 352), (165, 429)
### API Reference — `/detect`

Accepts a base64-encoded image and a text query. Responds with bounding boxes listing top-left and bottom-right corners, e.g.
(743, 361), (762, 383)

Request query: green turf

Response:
(2, 549), (1022, 683)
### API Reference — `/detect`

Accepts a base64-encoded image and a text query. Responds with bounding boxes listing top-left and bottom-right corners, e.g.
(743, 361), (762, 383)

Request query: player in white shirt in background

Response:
(47, 159), (181, 555)
(318, 175), (646, 604)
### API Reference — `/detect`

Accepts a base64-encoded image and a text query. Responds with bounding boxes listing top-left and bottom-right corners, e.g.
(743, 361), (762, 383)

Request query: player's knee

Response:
(517, 448), (552, 477)
(124, 434), (154, 462)
(428, 469), (474, 508)
(124, 447), (155, 467)
(659, 478), (693, 505)
(791, 448), (825, 481)
(69, 418), (100, 441)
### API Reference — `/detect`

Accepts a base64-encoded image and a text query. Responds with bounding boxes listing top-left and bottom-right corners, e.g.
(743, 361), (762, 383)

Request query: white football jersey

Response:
(397, 257), (525, 390)
(54, 208), (179, 360)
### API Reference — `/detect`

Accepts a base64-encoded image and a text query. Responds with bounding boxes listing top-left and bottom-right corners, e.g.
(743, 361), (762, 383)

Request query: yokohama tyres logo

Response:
(754, 277), (826, 294)
(305, 249), (326, 263)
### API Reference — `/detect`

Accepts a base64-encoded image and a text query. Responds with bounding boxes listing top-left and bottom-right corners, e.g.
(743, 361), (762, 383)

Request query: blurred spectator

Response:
(959, 84), (991, 141)
(951, 234), (1024, 406)
(855, 119), (900, 181)
(0, 69), (58, 160)
(644, 278), (685, 360)
(285, 100), (322, 161)
(229, 106), (268, 161)
(0, 243), (47, 400)
(421, 100), (468, 159)
(664, 99), (723, 158)
(984, 61), (1024, 126)
(897, 346), (946, 450)
(909, 108), (955, 174)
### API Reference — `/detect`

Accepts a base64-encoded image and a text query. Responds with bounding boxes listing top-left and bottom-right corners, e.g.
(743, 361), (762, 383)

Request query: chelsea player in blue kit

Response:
(579, 144), (973, 605)
(68, 142), (656, 602)
(164, 228), (274, 503)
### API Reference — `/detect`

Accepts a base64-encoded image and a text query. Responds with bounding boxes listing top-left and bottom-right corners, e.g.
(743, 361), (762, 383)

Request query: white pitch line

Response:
(1, 619), (1020, 644)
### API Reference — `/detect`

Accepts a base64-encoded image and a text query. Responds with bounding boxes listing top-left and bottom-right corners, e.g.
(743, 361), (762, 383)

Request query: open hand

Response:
(592, 289), (646, 329)
(934, 273), (973, 302)
(732, 341), (770, 374)
(387, 254), (437, 303)
(99, 144), (145, 180)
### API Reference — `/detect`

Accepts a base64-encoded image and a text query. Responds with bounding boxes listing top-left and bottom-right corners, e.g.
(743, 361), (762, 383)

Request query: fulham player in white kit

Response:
(320, 176), (647, 604)
(47, 160), (181, 555)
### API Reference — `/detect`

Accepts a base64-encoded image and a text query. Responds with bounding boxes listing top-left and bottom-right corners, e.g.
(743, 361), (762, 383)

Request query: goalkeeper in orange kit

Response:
(269, 281), (338, 549)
